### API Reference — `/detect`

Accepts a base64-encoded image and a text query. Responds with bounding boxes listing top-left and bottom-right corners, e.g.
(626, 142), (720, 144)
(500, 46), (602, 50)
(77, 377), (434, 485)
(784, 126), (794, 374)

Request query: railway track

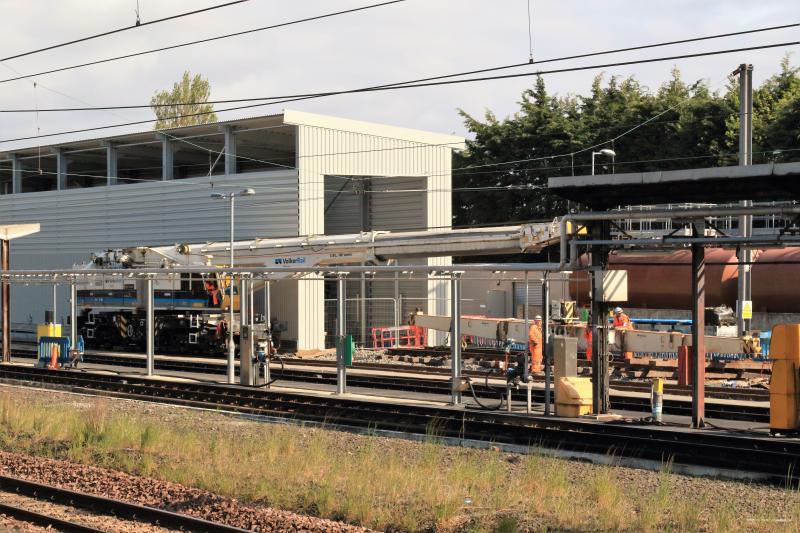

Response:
(0, 364), (794, 483)
(0, 474), (246, 532)
(16, 346), (770, 401)
(15, 350), (769, 422)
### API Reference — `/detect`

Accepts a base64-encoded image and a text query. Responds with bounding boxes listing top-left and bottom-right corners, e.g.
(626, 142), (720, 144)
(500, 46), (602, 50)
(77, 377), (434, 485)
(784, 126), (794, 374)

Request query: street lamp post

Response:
(591, 148), (616, 175)
(211, 188), (256, 384)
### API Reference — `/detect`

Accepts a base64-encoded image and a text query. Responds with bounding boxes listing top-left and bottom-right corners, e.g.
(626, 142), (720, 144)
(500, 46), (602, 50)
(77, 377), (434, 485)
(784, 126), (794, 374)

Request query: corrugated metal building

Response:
(0, 110), (464, 351)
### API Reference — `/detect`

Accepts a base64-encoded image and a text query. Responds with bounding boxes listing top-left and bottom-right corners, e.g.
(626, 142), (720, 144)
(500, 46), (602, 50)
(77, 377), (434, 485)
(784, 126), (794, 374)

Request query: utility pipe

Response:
(0, 263), (563, 278)
(559, 205), (800, 268)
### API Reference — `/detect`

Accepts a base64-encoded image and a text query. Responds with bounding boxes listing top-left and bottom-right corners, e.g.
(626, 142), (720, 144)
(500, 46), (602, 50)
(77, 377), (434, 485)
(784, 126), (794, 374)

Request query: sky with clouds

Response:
(0, 0), (796, 152)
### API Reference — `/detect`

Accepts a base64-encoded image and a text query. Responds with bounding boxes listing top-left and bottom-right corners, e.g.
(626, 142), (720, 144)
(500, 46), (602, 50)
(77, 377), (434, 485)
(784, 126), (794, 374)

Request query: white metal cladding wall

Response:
(296, 124), (455, 350)
(0, 170), (302, 332)
(0, 170), (299, 255)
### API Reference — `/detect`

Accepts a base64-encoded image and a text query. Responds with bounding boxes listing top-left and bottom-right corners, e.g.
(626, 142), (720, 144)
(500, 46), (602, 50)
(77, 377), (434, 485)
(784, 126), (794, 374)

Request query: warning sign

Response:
(739, 300), (753, 320)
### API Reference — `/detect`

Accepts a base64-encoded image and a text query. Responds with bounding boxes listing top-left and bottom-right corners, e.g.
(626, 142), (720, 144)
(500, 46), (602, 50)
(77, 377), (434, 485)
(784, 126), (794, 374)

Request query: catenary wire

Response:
(0, 1), (406, 86)
(1, 22), (796, 112)
(11, 146), (796, 198)
(1, 40), (795, 145)
(0, 0), (251, 62)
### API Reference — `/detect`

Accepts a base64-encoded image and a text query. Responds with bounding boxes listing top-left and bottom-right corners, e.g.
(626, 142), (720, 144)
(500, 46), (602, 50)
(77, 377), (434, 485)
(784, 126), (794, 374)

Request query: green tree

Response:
(150, 71), (217, 129)
(454, 58), (800, 228)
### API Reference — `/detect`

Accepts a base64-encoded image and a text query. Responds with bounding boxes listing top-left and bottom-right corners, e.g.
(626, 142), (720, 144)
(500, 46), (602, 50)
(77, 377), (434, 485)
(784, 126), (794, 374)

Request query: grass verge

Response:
(0, 391), (796, 532)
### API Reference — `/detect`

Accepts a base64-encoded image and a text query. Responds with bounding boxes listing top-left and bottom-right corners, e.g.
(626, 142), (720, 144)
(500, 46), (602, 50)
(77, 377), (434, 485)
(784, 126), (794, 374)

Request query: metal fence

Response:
(323, 297), (398, 348)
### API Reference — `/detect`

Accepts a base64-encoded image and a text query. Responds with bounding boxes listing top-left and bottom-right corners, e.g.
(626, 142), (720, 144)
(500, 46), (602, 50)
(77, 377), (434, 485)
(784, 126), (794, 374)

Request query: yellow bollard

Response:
(651, 378), (663, 422)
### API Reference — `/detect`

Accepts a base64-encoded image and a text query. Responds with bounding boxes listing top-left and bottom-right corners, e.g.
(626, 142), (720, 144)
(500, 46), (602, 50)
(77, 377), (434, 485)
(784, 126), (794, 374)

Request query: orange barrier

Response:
(371, 326), (427, 349)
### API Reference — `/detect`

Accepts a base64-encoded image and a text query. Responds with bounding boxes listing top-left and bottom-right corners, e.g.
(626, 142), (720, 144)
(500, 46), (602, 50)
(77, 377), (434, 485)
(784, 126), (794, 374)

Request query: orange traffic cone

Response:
(49, 344), (59, 369)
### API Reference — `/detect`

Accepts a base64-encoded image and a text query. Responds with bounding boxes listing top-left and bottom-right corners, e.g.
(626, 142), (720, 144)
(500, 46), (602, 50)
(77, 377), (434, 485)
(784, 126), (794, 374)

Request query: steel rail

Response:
(0, 500), (105, 533)
(0, 365), (795, 481)
(0, 474), (249, 532)
(11, 349), (771, 417)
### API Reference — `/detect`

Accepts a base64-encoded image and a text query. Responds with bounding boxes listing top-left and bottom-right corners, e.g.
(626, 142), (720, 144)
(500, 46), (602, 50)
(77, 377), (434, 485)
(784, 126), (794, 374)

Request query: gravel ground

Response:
(0, 450), (370, 533)
(0, 513), (50, 532)
(0, 490), (177, 532)
(2, 384), (799, 531)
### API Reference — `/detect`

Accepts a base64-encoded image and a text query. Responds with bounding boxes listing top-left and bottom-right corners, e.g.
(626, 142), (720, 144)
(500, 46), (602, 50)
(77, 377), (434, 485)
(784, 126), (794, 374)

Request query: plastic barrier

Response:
(36, 336), (84, 368)
(371, 326), (427, 349)
(37, 336), (71, 366)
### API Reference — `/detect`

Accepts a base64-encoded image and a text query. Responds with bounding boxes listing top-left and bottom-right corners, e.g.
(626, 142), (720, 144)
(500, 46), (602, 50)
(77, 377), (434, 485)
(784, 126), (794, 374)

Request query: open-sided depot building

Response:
(0, 110), (465, 351)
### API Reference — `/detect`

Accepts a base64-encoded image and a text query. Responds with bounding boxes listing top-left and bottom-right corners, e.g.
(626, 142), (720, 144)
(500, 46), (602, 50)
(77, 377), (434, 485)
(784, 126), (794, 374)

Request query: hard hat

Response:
(534, 315), (542, 320)
(614, 307), (623, 314)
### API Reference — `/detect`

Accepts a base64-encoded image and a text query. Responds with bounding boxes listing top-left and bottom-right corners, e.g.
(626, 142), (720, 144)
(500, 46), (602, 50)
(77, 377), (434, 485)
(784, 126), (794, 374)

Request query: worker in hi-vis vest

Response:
(612, 307), (634, 360)
(529, 315), (543, 373)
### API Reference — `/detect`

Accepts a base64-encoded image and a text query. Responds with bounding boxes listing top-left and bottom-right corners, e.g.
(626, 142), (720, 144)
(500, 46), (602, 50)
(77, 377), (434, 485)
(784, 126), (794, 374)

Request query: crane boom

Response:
(83, 222), (560, 276)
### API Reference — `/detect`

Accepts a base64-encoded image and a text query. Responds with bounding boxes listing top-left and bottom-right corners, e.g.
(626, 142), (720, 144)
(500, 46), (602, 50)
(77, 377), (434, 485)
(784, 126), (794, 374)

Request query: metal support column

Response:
(336, 274), (347, 394)
(450, 273), (462, 405)
(159, 134), (174, 181)
(590, 222), (611, 414)
(69, 282), (77, 350)
(543, 275), (551, 415)
(691, 236), (706, 428)
(145, 277), (154, 377)
(360, 271), (367, 346)
(1, 239), (9, 362)
(393, 272), (400, 348)
(249, 277), (254, 330)
(736, 63), (753, 335)
(264, 280), (271, 341)
(222, 126), (237, 175)
(226, 198), (236, 385)
(523, 271), (530, 382)
(10, 155), (21, 194)
(240, 277), (254, 386)
(104, 142), (118, 185)
(55, 148), (67, 190)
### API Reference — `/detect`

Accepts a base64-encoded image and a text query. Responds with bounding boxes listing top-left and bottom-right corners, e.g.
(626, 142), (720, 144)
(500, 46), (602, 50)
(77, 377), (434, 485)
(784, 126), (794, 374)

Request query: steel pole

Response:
(145, 277), (154, 377)
(691, 238), (706, 428)
(239, 276), (252, 386)
(69, 282), (77, 350)
(264, 280), (272, 347)
(736, 63), (753, 335)
(394, 271), (400, 348)
(590, 222), (611, 414)
(523, 271), (530, 382)
(249, 276), (254, 331)
(52, 284), (57, 324)
(360, 270), (367, 346)
(336, 274), (347, 394)
(1, 239), (9, 363)
(227, 195), (236, 384)
(543, 275), (551, 416)
(450, 274), (462, 405)
(591, 152), (596, 176)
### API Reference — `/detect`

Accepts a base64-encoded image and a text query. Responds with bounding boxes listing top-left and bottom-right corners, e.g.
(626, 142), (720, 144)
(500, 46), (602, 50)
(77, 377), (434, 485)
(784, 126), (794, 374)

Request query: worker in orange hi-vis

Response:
(612, 307), (634, 361)
(528, 315), (543, 373)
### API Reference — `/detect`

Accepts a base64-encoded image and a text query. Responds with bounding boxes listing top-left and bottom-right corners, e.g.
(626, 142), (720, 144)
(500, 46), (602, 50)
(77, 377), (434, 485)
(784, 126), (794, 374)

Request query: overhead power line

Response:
(0, 0), (406, 85)
(1, 21), (797, 112)
(1, 40), (797, 145)
(0, 0), (252, 63)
